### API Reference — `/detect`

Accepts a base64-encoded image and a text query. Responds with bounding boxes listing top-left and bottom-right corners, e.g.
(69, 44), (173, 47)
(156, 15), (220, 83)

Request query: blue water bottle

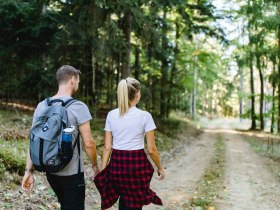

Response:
(62, 127), (74, 143)
(61, 126), (75, 163)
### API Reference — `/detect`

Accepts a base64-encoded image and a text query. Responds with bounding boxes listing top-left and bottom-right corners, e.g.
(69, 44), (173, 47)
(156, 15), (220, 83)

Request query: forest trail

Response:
(144, 131), (217, 210)
(2, 118), (280, 210)
(54, 119), (280, 210)
(215, 130), (280, 210)
(144, 118), (280, 210)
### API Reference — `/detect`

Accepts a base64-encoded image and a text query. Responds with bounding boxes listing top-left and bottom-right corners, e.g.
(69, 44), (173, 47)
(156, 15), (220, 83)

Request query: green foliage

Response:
(0, 0), (227, 119)
(0, 0), (60, 101)
(0, 144), (26, 176)
(157, 117), (181, 137)
(0, 159), (5, 180)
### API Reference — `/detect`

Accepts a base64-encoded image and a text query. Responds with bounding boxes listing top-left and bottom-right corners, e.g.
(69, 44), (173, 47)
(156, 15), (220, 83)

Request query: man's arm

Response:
(79, 121), (100, 175)
(21, 147), (35, 191)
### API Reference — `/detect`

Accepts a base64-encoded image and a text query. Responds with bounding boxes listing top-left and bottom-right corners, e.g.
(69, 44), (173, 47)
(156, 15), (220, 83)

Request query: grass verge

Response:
(187, 135), (226, 210)
(246, 135), (280, 180)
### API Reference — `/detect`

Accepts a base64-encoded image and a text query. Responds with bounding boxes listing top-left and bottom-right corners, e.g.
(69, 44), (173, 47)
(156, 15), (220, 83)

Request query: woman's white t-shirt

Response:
(104, 107), (156, 150)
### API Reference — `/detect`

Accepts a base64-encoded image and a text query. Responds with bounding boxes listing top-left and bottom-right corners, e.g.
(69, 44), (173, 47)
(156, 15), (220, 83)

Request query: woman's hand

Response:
(92, 165), (100, 177)
(157, 168), (165, 180)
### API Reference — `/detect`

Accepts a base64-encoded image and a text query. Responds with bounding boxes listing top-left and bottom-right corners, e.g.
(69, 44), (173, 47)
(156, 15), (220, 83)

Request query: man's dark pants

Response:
(46, 172), (85, 210)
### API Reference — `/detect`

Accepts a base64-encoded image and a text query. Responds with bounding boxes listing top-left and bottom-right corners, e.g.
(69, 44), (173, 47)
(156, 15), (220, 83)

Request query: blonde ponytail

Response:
(117, 77), (141, 116)
(118, 79), (129, 116)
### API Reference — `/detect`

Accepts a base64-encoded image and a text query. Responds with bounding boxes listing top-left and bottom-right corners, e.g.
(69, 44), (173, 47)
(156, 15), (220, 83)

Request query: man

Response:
(21, 65), (100, 210)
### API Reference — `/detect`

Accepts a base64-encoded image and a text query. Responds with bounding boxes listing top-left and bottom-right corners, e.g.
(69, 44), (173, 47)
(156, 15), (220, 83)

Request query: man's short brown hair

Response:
(56, 65), (81, 85)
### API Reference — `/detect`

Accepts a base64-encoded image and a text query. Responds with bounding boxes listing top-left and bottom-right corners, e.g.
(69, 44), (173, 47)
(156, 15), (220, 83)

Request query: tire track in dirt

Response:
(216, 131), (280, 210)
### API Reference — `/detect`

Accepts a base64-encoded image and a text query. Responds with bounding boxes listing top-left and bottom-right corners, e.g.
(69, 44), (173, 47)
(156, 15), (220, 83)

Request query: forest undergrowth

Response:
(0, 107), (201, 196)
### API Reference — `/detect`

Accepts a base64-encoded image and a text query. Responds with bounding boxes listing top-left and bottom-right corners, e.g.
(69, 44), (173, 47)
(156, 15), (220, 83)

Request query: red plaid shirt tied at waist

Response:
(94, 149), (163, 209)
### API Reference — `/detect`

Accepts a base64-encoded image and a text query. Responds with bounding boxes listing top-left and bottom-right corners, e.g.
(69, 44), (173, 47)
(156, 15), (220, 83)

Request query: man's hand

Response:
(90, 165), (100, 180)
(92, 165), (100, 176)
(21, 172), (34, 192)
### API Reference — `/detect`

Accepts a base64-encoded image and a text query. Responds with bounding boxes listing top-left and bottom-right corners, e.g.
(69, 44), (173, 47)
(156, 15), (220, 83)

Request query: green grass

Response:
(0, 139), (27, 176)
(0, 109), (31, 177)
(188, 135), (226, 210)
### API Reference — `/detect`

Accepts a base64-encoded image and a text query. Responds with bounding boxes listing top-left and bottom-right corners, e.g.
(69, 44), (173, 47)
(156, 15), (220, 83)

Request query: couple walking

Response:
(21, 65), (165, 210)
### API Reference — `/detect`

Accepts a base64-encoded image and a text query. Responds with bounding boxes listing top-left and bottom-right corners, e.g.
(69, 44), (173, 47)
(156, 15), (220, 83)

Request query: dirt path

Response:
(144, 132), (217, 210)
(90, 131), (217, 210)
(92, 119), (280, 210)
(215, 130), (280, 210)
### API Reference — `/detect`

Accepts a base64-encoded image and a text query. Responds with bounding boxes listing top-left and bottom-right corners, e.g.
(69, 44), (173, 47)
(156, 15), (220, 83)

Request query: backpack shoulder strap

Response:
(45, 97), (51, 106)
(64, 98), (76, 108)
(45, 97), (76, 107)
(46, 97), (65, 106)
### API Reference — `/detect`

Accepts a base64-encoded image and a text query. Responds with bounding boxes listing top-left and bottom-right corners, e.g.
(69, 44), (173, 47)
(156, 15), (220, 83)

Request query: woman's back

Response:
(105, 107), (156, 150)
(94, 77), (164, 210)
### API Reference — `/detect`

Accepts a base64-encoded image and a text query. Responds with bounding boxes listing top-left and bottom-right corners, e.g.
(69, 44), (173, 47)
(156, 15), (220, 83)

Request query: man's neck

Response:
(53, 86), (73, 98)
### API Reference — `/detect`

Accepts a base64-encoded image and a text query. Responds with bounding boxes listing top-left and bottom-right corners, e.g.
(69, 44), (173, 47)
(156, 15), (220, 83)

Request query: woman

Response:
(94, 77), (165, 210)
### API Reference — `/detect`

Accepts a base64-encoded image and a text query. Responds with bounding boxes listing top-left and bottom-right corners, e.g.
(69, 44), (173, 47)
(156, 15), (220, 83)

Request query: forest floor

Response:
(2, 110), (280, 210)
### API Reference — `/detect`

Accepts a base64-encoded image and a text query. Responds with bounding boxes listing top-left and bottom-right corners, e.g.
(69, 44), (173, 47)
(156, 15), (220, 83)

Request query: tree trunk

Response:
(107, 58), (114, 109)
(189, 93), (193, 117)
(249, 53), (257, 130)
(84, 40), (93, 106)
(256, 53), (264, 130)
(248, 0), (256, 130)
(116, 53), (121, 105)
(201, 90), (205, 115)
(271, 62), (276, 133)
(192, 61), (197, 120)
(160, 9), (168, 119)
(168, 20), (180, 116)
(151, 76), (156, 114)
(134, 46), (140, 80)
(121, 10), (132, 79)
(277, 2), (280, 132)
(239, 60), (244, 119)
(92, 55), (96, 101)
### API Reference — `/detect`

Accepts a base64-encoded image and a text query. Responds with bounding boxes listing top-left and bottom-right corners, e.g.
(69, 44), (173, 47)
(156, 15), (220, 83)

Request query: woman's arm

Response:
(102, 131), (113, 170)
(146, 130), (165, 180)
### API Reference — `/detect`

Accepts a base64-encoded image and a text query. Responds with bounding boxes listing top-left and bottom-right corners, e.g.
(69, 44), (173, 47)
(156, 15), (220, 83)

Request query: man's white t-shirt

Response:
(104, 107), (156, 150)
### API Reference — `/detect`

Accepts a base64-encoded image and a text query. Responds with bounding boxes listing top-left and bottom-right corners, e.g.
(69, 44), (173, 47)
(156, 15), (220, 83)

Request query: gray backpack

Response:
(30, 98), (79, 173)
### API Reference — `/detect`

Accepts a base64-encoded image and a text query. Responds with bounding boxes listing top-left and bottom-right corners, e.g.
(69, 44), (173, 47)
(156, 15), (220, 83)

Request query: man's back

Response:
(33, 96), (92, 176)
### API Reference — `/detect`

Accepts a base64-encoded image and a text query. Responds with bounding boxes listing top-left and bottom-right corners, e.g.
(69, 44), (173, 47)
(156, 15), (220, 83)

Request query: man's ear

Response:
(71, 76), (75, 84)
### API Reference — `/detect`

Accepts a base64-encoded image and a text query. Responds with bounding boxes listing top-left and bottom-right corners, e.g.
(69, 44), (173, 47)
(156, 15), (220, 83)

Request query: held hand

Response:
(91, 165), (100, 180)
(21, 172), (34, 192)
(157, 168), (165, 180)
